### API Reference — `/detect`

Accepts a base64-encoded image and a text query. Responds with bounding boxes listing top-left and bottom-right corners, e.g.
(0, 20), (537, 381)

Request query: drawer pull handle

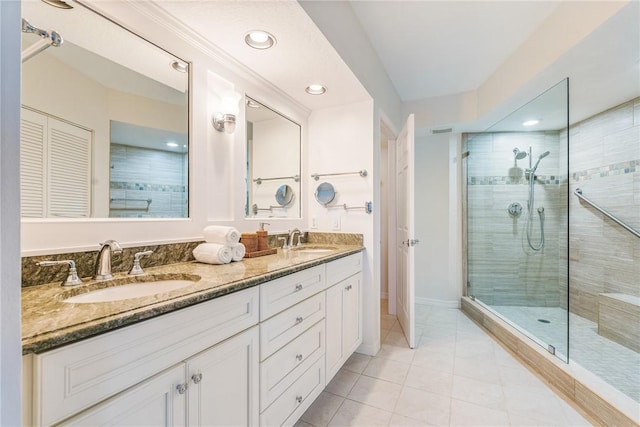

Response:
(176, 383), (188, 394)
(295, 316), (304, 324)
(296, 353), (303, 361)
(296, 395), (303, 404)
(295, 283), (303, 291)
(191, 373), (203, 384)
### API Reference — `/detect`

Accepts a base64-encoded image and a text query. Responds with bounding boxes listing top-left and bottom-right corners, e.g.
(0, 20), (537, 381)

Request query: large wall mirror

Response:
(21, 1), (189, 219)
(245, 97), (301, 218)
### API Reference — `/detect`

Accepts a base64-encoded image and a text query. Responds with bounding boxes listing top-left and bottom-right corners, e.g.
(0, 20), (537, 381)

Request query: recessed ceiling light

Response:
(41, 0), (73, 9)
(522, 119), (540, 127)
(166, 142), (179, 148)
(171, 60), (188, 73)
(246, 99), (261, 109)
(245, 30), (276, 49)
(305, 84), (327, 95)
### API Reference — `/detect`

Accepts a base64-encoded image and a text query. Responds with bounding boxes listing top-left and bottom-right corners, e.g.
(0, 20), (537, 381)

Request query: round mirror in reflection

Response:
(315, 182), (336, 206)
(275, 184), (294, 206)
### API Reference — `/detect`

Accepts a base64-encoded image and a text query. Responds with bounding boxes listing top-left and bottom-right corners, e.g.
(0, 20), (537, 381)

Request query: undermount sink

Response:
(62, 279), (197, 304)
(290, 245), (337, 254)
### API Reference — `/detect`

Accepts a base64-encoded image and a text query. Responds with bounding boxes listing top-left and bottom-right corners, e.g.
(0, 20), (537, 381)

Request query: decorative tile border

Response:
(110, 181), (186, 192)
(571, 159), (639, 182)
(468, 175), (566, 185)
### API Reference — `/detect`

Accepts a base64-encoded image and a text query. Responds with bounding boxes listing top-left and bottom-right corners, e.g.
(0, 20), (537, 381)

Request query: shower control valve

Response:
(508, 202), (523, 218)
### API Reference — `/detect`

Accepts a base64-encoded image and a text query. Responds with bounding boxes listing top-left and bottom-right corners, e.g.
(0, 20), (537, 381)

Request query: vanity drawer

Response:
(34, 286), (259, 426)
(260, 292), (325, 361)
(260, 265), (325, 320)
(260, 321), (324, 411)
(260, 357), (325, 427)
(326, 253), (362, 286)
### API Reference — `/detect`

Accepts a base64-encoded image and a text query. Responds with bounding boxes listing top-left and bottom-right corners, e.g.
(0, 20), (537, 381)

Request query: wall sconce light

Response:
(212, 113), (236, 134)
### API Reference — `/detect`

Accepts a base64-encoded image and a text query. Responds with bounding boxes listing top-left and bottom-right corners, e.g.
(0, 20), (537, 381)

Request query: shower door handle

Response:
(404, 239), (420, 247)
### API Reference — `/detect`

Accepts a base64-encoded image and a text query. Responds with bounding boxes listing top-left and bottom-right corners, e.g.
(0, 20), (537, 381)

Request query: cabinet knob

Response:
(191, 373), (203, 384)
(176, 383), (188, 394)
(295, 316), (304, 325)
(295, 283), (303, 292)
(296, 353), (303, 361)
(296, 395), (303, 404)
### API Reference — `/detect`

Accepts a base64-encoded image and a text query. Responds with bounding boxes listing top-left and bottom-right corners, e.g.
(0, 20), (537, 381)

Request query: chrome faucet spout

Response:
(94, 240), (122, 280)
(288, 229), (302, 248)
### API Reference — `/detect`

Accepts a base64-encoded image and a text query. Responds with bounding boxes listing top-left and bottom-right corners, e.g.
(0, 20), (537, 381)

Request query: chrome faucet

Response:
(37, 259), (83, 286)
(94, 240), (122, 280)
(129, 250), (153, 275)
(288, 229), (302, 249)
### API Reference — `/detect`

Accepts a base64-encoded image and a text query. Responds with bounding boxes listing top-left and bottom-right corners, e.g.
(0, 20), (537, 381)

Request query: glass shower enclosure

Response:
(465, 79), (569, 361)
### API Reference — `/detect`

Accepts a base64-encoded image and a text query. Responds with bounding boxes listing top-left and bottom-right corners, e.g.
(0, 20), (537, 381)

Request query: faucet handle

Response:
(129, 250), (153, 275)
(277, 236), (288, 250)
(296, 235), (303, 247)
(38, 260), (83, 286)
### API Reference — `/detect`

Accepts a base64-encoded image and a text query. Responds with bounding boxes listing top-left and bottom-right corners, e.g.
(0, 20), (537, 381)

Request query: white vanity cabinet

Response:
(325, 254), (363, 383)
(61, 326), (259, 427)
(25, 251), (364, 427)
(31, 286), (259, 426)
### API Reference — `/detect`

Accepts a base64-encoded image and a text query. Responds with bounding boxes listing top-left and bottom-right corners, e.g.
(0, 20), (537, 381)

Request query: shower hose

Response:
(525, 173), (545, 251)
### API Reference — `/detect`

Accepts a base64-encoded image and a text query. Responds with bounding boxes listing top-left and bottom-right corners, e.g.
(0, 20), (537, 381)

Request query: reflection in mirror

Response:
(315, 182), (336, 206)
(20, 1), (189, 218)
(246, 97), (301, 218)
(275, 185), (294, 207)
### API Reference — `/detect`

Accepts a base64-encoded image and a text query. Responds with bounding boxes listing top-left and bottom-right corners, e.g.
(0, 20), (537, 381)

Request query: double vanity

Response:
(22, 243), (363, 426)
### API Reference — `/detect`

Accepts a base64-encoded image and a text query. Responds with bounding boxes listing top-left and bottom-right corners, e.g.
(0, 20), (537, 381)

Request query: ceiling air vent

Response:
(432, 127), (453, 134)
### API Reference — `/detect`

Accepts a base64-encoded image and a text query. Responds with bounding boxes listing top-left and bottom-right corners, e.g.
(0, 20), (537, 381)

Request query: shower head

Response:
(531, 150), (551, 172)
(513, 148), (527, 160)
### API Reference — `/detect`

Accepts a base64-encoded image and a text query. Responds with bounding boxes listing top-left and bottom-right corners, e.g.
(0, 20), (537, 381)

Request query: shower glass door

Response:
(466, 79), (569, 361)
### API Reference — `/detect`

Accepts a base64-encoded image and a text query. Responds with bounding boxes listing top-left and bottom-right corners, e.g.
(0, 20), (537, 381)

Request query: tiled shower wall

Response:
(109, 144), (188, 218)
(569, 97), (640, 322)
(466, 131), (568, 307)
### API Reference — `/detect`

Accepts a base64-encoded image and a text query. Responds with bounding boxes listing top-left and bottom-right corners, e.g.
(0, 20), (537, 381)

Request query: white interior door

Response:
(395, 114), (416, 348)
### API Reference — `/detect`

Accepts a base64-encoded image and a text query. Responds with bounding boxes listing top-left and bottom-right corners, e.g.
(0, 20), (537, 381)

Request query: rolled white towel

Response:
(203, 226), (240, 245)
(231, 243), (246, 262)
(193, 243), (233, 265)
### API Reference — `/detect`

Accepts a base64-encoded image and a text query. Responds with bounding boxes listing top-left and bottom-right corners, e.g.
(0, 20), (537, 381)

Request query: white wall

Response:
(1, 2), (23, 424)
(414, 133), (462, 307)
(307, 100), (379, 355)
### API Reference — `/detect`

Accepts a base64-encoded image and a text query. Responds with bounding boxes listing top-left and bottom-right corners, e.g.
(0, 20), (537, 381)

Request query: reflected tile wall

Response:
(569, 97), (640, 322)
(109, 144), (187, 218)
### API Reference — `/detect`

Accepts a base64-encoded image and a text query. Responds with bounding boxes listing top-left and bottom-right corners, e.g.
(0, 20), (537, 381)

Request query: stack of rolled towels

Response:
(193, 226), (245, 265)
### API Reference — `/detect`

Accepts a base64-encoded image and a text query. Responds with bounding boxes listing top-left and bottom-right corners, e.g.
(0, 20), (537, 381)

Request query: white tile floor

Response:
(296, 303), (593, 427)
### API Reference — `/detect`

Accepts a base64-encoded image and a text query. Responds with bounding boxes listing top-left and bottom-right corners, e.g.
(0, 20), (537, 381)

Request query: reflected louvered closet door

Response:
(20, 108), (47, 218)
(47, 117), (92, 218)
(20, 108), (92, 218)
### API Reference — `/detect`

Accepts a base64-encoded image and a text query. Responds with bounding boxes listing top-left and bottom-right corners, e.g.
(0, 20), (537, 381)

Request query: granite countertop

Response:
(22, 244), (363, 355)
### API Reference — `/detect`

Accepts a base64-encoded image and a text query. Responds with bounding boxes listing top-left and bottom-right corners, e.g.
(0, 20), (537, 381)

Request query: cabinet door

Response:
(325, 283), (344, 383)
(342, 272), (363, 356)
(325, 272), (363, 383)
(61, 364), (186, 426)
(186, 326), (259, 427)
